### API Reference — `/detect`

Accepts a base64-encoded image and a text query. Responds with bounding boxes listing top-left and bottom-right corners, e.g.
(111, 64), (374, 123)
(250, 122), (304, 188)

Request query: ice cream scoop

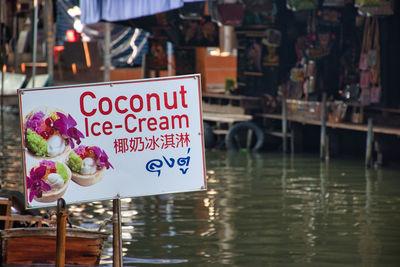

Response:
(81, 157), (97, 175)
(46, 173), (64, 190)
(47, 135), (66, 156)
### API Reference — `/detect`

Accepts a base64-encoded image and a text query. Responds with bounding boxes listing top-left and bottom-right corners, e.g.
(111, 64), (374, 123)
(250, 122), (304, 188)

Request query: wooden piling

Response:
(365, 118), (373, 168)
(113, 198), (123, 267)
(56, 198), (67, 267)
(320, 93), (327, 161)
(282, 87), (287, 153)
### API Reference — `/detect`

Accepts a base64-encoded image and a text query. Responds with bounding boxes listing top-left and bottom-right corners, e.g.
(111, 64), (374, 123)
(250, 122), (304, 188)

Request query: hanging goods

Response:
(290, 67), (305, 83)
(305, 11), (330, 59)
(359, 70), (371, 89)
(360, 88), (371, 105)
(369, 19), (380, 84)
(359, 18), (371, 71)
(217, 1), (245, 26)
(370, 20), (381, 103)
(306, 60), (316, 77)
(262, 29), (281, 66)
(367, 19), (378, 67)
(370, 85), (381, 103)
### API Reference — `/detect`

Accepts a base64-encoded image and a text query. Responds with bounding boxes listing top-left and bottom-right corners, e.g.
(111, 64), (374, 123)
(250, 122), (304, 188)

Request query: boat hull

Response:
(0, 227), (108, 266)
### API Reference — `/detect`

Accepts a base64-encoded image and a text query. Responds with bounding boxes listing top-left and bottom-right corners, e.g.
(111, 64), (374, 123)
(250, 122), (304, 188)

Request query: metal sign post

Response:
(113, 198), (122, 267)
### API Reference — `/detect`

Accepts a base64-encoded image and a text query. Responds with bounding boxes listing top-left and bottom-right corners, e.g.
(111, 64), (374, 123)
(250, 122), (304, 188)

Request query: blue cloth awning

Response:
(80, 0), (204, 25)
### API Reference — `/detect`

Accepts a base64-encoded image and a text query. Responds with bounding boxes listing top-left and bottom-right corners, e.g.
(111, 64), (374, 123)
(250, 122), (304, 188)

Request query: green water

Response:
(1, 110), (400, 266)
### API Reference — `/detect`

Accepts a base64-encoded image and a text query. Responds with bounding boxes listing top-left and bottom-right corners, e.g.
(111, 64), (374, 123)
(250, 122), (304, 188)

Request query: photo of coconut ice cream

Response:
(67, 145), (113, 186)
(24, 107), (84, 160)
(26, 160), (71, 203)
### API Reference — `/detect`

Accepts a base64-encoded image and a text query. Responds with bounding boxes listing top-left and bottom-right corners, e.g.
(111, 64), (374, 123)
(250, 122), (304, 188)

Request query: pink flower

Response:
(40, 160), (55, 168)
(54, 112), (85, 148)
(26, 111), (45, 133)
(91, 146), (114, 170)
(74, 145), (86, 155)
(26, 166), (51, 202)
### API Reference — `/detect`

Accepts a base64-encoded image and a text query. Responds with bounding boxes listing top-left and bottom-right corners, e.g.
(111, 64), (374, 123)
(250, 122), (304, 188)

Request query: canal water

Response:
(1, 108), (400, 266)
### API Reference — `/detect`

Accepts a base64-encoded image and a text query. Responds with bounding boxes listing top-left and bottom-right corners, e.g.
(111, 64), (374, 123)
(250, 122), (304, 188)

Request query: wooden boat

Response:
(0, 191), (109, 266)
(0, 227), (108, 266)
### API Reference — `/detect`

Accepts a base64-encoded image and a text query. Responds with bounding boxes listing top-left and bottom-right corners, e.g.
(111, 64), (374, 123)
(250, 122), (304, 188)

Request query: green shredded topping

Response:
(56, 162), (69, 182)
(26, 129), (48, 156)
(68, 151), (82, 173)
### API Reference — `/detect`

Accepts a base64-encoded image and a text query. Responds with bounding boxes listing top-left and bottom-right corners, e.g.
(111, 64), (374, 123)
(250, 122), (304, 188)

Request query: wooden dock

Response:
(257, 113), (400, 136)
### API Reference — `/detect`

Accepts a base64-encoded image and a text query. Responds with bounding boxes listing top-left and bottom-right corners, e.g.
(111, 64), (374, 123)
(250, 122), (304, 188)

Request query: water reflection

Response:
(1, 109), (400, 266)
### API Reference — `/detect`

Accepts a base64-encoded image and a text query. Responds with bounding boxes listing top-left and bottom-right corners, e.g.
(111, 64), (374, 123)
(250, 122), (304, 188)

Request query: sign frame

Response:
(18, 74), (207, 209)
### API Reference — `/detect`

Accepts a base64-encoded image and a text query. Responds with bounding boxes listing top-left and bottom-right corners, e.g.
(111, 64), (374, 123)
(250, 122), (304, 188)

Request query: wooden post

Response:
(104, 22), (111, 82)
(141, 53), (148, 79)
(56, 198), (67, 267)
(44, 0), (54, 84)
(365, 118), (373, 168)
(281, 86), (287, 153)
(290, 127), (295, 155)
(320, 93), (327, 161)
(167, 42), (172, 76)
(195, 47), (206, 93)
(32, 0), (39, 87)
(246, 128), (253, 150)
(1, 0), (5, 134)
(113, 198), (122, 267)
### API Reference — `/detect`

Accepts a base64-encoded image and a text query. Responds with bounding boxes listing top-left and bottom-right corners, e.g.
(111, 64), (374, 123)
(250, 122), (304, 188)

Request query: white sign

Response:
(18, 74), (207, 208)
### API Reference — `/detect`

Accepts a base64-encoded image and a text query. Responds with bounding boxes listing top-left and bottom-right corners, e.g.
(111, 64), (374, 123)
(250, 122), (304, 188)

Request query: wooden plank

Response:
(213, 129), (229, 135)
(203, 112), (252, 123)
(264, 130), (292, 138)
(202, 94), (262, 115)
(5, 236), (103, 265)
(202, 93), (260, 101)
(1, 228), (108, 266)
(368, 106), (400, 114)
(202, 102), (245, 114)
(256, 113), (400, 136)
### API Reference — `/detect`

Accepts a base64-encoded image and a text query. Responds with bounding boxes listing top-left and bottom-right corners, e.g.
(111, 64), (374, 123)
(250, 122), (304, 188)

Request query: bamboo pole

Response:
(113, 198), (122, 267)
(56, 198), (67, 267)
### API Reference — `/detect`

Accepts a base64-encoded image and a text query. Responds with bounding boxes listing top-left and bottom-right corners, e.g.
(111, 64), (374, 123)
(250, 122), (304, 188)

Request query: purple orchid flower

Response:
(26, 165), (51, 202)
(54, 112), (85, 148)
(91, 146), (114, 169)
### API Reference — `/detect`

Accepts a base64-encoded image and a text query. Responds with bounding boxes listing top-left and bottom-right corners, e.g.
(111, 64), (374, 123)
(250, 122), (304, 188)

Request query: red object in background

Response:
(66, 30), (80, 42)
(53, 46), (65, 63)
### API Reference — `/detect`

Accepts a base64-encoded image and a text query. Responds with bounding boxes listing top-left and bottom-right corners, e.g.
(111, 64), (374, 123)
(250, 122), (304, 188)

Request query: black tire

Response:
(225, 122), (264, 152)
(203, 122), (216, 149)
